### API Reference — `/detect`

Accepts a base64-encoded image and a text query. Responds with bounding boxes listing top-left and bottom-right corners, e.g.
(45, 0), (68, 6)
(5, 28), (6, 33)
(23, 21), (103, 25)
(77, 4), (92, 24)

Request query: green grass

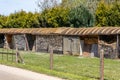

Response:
(0, 50), (120, 80)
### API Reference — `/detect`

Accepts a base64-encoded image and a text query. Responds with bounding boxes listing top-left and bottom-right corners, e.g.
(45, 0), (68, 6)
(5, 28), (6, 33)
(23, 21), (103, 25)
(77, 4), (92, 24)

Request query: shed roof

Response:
(0, 27), (120, 35)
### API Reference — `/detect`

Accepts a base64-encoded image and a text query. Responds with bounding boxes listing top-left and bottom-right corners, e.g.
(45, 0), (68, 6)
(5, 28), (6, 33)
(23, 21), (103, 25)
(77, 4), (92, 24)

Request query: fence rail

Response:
(0, 48), (24, 63)
(1, 47), (119, 80)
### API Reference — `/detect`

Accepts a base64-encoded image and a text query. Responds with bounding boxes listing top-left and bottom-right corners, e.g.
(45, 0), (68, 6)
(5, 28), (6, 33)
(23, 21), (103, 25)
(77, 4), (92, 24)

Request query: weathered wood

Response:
(32, 41), (36, 52)
(4, 34), (10, 49)
(15, 43), (24, 63)
(24, 34), (30, 51)
(7, 52), (8, 61)
(35, 36), (38, 51)
(12, 54), (13, 62)
(18, 52), (24, 64)
(100, 49), (104, 80)
(116, 35), (119, 58)
(2, 52), (3, 60)
(79, 40), (84, 56)
(16, 47), (18, 63)
(98, 36), (100, 57)
(0, 52), (15, 55)
(50, 46), (53, 70)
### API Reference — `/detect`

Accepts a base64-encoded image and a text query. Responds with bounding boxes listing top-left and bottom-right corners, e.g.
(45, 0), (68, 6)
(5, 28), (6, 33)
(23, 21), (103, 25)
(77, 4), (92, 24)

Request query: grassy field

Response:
(0, 50), (120, 80)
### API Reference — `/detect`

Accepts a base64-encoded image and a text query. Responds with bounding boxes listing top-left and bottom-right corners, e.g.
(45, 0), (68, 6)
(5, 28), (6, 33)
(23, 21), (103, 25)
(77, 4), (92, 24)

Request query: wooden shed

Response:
(0, 27), (120, 58)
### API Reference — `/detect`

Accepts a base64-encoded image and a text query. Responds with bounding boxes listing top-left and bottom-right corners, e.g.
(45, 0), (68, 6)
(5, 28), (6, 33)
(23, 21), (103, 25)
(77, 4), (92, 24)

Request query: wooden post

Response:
(50, 46), (53, 70)
(6, 48), (8, 61)
(79, 40), (83, 56)
(7, 52), (8, 61)
(31, 35), (36, 52)
(2, 52), (3, 60)
(98, 36), (100, 57)
(15, 43), (20, 63)
(116, 35), (119, 58)
(12, 49), (14, 62)
(100, 49), (104, 80)
(4, 34), (10, 49)
(16, 47), (18, 63)
(24, 34), (30, 51)
(18, 52), (24, 64)
(12, 54), (13, 62)
(35, 36), (38, 52)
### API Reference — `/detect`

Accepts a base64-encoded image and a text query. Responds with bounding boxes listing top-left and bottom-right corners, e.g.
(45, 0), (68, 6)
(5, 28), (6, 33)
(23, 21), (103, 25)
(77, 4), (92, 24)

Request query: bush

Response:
(95, 1), (120, 27)
(39, 6), (70, 27)
(68, 4), (94, 28)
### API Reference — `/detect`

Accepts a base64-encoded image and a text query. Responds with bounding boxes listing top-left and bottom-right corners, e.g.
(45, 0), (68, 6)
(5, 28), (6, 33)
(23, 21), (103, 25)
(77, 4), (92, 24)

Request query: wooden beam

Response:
(35, 35), (38, 52)
(4, 34), (11, 49)
(79, 39), (83, 56)
(32, 36), (36, 52)
(116, 34), (119, 59)
(24, 34), (30, 51)
(98, 35), (100, 57)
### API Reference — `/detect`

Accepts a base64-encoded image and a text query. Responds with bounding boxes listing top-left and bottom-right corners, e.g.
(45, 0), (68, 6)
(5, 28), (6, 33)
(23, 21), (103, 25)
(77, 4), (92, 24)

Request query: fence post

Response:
(15, 44), (18, 63)
(16, 50), (18, 63)
(12, 54), (13, 62)
(2, 52), (3, 60)
(50, 46), (53, 70)
(100, 49), (104, 80)
(7, 52), (8, 61)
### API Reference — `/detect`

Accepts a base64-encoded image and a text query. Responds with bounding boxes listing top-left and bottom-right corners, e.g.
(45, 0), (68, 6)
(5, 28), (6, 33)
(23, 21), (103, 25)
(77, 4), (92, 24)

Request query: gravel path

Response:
(0, 65), (63, 80)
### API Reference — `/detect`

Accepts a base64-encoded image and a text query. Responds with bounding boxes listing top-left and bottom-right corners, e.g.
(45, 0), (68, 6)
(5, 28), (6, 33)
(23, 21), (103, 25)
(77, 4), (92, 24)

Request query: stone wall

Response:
(99, 40), (117, 59)
(99, 35), (117, 59)
(36, 35), (63, 54)
(13, 35), (26, 50)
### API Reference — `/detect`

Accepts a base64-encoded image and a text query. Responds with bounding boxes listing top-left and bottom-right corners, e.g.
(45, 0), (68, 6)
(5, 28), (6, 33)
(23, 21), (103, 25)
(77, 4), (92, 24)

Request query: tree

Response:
(61, 0), (85, 8)
(95, 1), (120, 26)
(37, 0), (61, 27)
(4, 10), (40, 28)
(0, 15), (7, 28)
(39, 6), (70, 27)
(68, 4), (94, 27)
(95, 2), (108, 26)
(37, 0), (58, 11)
(108, 2), (120, 26)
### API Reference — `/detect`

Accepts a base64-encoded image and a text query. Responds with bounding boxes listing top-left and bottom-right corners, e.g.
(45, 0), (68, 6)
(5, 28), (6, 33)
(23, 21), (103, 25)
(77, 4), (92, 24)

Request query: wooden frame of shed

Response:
(0, 27), (120, 58)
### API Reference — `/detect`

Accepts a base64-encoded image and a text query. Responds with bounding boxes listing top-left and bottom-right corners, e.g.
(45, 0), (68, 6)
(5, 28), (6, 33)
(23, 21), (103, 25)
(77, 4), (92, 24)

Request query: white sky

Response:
(0, 0), (61, 15)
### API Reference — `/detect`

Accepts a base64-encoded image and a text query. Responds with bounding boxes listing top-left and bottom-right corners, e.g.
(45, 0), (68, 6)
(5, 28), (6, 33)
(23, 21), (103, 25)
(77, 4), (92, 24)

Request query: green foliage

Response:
(68, 4), (94, 27)
(0, 15), (7, 28)
(0, 0), (119, 28)
(61, 0), (85, 7)
(95, 1), (120, 27)
(39, 6), (70, 27)
(0, 10), (40, 28)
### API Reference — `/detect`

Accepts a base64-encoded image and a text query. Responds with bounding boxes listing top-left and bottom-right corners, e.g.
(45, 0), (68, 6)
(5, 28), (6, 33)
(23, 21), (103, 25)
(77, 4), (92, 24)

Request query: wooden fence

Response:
(0, 48), (24, 63)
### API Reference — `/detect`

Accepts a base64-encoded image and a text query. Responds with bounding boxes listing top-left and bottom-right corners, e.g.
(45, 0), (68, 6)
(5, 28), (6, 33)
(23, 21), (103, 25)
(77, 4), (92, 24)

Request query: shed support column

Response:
(79, 40), (83, 56)
(32, 35), (36, 52)
(36, 36), (38, 52)
(116, 35), (119, 59)
(24, 34), (30, 51)
(4, 34), (10, 49)
(98, 36), (100, 57)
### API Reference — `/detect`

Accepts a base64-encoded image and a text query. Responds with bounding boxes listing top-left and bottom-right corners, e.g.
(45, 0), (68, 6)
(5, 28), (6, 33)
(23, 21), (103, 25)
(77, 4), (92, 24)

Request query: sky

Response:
(0, 0), (61, 16)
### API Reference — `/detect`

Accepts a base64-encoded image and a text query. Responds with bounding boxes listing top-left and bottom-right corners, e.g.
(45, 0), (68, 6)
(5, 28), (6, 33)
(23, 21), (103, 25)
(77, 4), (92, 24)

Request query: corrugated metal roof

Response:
(0, 27), (120, 35)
